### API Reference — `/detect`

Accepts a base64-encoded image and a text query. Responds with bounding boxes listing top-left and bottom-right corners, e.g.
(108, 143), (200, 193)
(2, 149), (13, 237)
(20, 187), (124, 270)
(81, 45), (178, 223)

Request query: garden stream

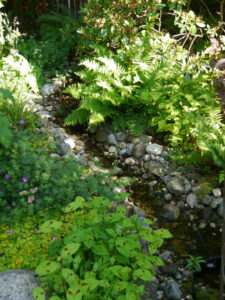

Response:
(52, 84), (222, 299)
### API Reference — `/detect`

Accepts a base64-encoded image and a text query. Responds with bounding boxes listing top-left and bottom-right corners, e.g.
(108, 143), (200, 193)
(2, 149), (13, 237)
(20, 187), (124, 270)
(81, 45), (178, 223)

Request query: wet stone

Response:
(146, 143), (163, 156)
(210, 197), (223, 209)
(164, 279), (181, 300)
(212, 188), (222, 198)
(115, 131), (126, 142)
(108, 146), (116, 153)
(107, 133), (117, 145)
(133, 143), (146, 158)
(186, 193), (198, 208)
(166, 176), (185, 196)
(202, 195), (212, 206)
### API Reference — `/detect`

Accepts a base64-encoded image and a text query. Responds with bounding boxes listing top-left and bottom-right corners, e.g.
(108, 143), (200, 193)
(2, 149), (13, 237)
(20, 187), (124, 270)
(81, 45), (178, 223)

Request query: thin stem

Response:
(220, 0), (225, 32)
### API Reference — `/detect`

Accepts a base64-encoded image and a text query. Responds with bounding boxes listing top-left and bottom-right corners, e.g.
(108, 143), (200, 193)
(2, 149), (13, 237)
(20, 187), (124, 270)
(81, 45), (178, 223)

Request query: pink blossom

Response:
(28, 196), (34, 203)
(52, 237), (56, 242)
(30, 187), (38, 194)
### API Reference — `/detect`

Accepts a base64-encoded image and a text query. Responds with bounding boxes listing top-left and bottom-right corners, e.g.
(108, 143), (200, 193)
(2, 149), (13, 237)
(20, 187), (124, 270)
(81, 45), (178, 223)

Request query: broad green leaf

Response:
(153, 229), (172, 239)
(67, 287), (83, 300)
(106, 228), (116, 237)
(35, 260), (61, 276)
(109, 265), (131, 281)
(61, 268), (76, 286)
(49, 297), (61, 300)
(139, 227), (154, 242)
(116, 205), (126, 215)
(98, 280), (110, 287)
(92, 243), (109, 256)
(116, 237), (140, 257)
(86, 209), (101, 223)
(148, 245), (158, 255)
(73, 255), (82, 272)
(105, 213), (124, 223)
(92, 196), (111, 208)
(33, 287), (45, 300)
(150, 256), (164, 266)
(113, 281), (129, 291)
(133, 269), (153, 281)
(126, 291), (136, 300)
(136, 253), (154, 271)
(64, 196), (85, 213)
(39, 220), (63, 233)
(61, 243), (81, 259)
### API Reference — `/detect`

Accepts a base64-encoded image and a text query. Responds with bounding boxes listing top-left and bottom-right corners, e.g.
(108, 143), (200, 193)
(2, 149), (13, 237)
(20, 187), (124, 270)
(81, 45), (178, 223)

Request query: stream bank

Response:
(24, 80), (223, 299)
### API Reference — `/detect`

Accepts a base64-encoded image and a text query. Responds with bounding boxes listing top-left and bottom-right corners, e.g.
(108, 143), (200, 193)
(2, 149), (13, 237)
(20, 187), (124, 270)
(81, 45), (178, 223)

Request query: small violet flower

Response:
(28, 196), (34, 204)
(22, 177), (28, 183)
(6, 206), (11, 209)
(120, 189), (126, 192)
(52, 237), (56, 242)
(11, 211), (15, 214)
(20, 120), (24, 124)
(4, 174), (10, 179)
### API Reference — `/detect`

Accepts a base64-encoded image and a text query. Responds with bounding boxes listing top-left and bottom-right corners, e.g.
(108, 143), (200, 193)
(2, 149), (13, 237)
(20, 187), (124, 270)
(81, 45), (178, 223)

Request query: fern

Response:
(64, 108), (90, 126)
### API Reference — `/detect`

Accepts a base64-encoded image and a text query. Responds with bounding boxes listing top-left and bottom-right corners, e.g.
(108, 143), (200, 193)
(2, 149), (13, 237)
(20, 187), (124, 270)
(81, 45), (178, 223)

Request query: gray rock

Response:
(36, 110), (52, 119)
(115, 131), (126, 142)
(88, 126), (97, 134)
(96, 128), (108, 142)
(58, 143), (72, 155)
(164, 193), (172, 201)
(41, 83), (55, 96)
(143, 154), (151, 162)
(210, 197), (223, 209)
(212, 188), (222, 198)
(119, 149), (127, 156)
(0, 269), (47, 300)
(218, 202), (223, 217)
(202, 195), (212, 206)
(148, 180), (157, 190)
(160, 263), (179, 276)
(202, 207), (212, 220)
(118, 142), (126, 149)
(166, 176), (185, 196)
(46, 106), (53, 112)
(147, 161), (165, 178)
(126, 143), (134, 155)
(162, 203), (180, 221)
(159, 250), (171, 262)
(186, 193), (198, 208)
(125, 157), (136, 165)
(184, 182), (192, 194)
(107, 133), (117, 145)
(133, 206), (147, 217)
(141, 282), (158, 300)
(49, 128), (65, 136)
(164, 279), (181, 300)
(132, 134), (152, 144)
(146, 144), (163, 156)
(49, 153), (60, 159)
(133, 143), (146, 158)
(54, 134), (68, 144)
(64, 137), (75, 150)
(108, 146), (116, 153)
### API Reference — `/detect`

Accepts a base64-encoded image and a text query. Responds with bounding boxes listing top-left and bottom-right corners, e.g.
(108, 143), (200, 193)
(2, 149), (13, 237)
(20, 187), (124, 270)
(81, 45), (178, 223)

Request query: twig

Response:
(182, 33), (190, 48)
(159, 10), (162, 32)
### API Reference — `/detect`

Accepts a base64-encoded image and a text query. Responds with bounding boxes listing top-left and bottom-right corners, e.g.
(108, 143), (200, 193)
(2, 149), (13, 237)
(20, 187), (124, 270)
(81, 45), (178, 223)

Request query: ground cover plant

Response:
(33, 195), (172, 300)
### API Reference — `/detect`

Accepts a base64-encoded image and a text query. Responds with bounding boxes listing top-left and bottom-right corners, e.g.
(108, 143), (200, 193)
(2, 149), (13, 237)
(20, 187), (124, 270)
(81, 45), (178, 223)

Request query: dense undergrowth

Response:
(0, 0), (224, 299)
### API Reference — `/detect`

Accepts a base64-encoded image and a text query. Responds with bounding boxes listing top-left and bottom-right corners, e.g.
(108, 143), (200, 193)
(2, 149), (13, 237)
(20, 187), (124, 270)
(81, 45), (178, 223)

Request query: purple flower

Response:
(10, 229), (13, 233)
(4, 174), (10, 179)
(6, 206), (11, 209)
(22, 177), (28, 183)
(34, 228), (38, 231)
(52, 237), (56, 242)
(11, 211), (15, 214)
(20, 120), (24, 124)
(35, 195), (39, 197)
(120, 189), (126, 192)
(207, 263), (215, 268)
(7, 233), (12, 236)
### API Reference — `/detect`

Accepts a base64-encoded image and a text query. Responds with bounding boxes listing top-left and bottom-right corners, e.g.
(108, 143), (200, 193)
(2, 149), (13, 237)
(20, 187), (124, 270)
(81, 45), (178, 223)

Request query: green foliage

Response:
(185, 255), (206, 272)
(0, 88), (38, 129)
(65, 33), (220, 153)
(0, 129), (117, 212)
(0, 110), (12, 148)
(34, 195), (172, 299)
(17, 10), (79, 80)
(78, 0), (162, 52)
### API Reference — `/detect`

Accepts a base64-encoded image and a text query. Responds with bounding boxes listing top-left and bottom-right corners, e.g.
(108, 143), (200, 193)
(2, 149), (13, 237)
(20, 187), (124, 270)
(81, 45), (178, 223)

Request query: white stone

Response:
(107, 133), (117, 145)
(212, 188), (222, 198)
(186, 193), (198, 208)
(146, 143), (163, 156)
(109, 146), (116, 153)
(115, 131), (126, 142)
(41, 83), (55, 96)
(64, 137), (76, 150)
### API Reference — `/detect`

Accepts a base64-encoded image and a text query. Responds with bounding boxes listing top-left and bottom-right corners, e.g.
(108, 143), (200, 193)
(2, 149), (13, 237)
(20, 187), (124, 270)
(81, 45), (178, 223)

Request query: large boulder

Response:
(0, 269), (47, 300)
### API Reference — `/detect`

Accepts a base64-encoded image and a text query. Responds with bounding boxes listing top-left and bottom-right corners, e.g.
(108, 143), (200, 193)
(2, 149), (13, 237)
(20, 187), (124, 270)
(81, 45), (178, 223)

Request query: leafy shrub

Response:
(34, 195), (172, 300)
(65, 33), (220, 152)
(18, 10), (79, 79)
(78, 0), (162, 52)
(0, 129), (116, 212)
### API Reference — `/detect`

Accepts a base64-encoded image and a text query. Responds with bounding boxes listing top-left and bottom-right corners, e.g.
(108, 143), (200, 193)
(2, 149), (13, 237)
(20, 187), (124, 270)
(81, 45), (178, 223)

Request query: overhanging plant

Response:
(33, 195), (172, 300)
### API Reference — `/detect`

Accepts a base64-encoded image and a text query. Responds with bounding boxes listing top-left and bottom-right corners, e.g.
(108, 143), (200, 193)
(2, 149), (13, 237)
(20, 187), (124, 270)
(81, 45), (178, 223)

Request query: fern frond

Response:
(64, 108), (90, 126)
